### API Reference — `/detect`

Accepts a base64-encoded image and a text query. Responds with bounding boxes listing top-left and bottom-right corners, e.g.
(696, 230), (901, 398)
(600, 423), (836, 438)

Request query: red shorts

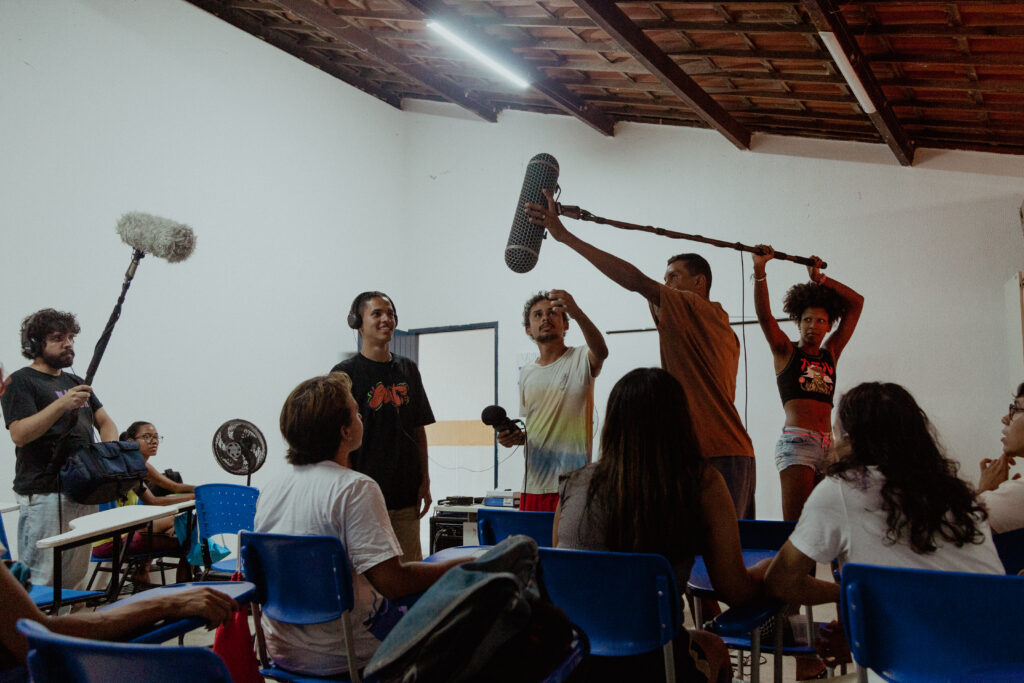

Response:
(519, 492), (559, 512)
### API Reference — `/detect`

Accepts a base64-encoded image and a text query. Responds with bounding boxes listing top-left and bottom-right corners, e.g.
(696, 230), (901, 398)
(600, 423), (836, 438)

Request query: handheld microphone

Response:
(505, 153), (559, 273)
(481, 405), (521, 434)
(116, 212), (197, 263)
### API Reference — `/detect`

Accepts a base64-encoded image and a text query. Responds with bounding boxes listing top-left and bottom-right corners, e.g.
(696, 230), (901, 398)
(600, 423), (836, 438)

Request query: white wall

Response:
(2, 0), (1023, 547)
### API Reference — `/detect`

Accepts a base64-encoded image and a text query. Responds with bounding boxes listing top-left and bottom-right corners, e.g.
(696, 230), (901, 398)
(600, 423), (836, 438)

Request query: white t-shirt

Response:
(519, 345), (594, 494)
(979, 478), (1024, 534)
(790, 467), (1004, 574)
(254, 460), (402, 675)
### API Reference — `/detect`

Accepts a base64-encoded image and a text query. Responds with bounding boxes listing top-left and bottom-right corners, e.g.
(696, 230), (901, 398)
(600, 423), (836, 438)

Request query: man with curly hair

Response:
(496, 290), (607, 512)
(752, 247), (863, 522)
(1, 309), (118, 589)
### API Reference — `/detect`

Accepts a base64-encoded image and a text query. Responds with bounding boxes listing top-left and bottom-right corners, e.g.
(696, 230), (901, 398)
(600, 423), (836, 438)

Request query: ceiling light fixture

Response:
(426, 20), (531, 89)
(818, 32), (877, 115)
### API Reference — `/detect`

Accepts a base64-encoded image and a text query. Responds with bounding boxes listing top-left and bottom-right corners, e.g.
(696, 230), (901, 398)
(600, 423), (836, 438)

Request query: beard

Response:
(41, 348), (74, 369)
(533, 331), (559, 343)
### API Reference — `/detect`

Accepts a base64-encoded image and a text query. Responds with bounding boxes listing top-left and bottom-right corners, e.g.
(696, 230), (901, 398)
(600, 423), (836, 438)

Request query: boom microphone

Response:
(505, 153), (559, 273)
(481, 405), (521, 434)
(116, 212), (196, 263)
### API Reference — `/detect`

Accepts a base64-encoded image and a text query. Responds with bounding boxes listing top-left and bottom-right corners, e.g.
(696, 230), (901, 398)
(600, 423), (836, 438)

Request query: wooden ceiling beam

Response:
(266, 0), (499, 122)
(571, 0), (751, 149)
(186, 0), (402, 108)
(849, 24), (1024, 38)
(401, 0), (617, 136)
(804, 0), (915, 165)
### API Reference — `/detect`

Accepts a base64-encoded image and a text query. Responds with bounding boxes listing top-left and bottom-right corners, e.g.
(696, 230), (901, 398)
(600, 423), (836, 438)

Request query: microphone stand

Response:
(84, 249), (145, 386)
(556, 203), (827, 269)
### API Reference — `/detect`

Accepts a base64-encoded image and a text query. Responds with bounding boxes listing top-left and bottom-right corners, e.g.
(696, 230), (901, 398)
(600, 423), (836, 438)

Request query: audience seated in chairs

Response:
(764, 381), (1005, 667)
(976, 381), (1024, 535)
(555, 368), (764, 683)
(0, 544), (237, 681)
(252, 371), (467, 678)
(90, 421), (195, 585)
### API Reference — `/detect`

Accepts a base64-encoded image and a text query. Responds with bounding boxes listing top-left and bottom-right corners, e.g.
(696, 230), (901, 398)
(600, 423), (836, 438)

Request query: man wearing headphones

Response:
(1, 309), (118, 588)
(331, 292), (435, 561)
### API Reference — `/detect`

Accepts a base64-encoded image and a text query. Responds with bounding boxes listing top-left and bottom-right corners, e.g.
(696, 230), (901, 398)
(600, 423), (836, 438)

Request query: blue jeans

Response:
(17, 493), (96, 589)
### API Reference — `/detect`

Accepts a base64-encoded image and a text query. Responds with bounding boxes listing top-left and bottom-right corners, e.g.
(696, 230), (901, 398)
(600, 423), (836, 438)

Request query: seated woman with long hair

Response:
(554, 368), (762, 683)
(91, 421), (195, 584)
(765, 382), (1004, 661)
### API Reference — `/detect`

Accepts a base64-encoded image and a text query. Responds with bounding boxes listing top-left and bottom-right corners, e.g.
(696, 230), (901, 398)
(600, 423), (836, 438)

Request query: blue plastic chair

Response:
(194, 483), (258, 579)
(993, 527), (1024, 575)
(841, 563), (1024, 681)
(697, 519), (814, 683)
(477, 508), (554, 547)
(0, 508), (101, 610)
(240, 532), (362, 683)
(16, 618), (232, 682)
(538, 547), (681, 682)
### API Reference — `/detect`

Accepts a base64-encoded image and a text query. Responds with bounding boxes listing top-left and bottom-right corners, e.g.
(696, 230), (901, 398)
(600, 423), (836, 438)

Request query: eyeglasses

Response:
(1008, 403), (1024, 422)
(136, 434), (163, 443)
(45, 334), (75, 345)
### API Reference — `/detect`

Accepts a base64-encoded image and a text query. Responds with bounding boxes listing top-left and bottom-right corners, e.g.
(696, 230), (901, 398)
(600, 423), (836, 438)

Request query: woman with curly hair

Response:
(752, 247), (864, 521)
(765, 382), (1003, 661)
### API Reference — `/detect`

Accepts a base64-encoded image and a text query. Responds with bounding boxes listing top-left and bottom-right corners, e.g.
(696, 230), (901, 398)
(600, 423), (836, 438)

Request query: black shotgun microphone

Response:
(505, 153), (559, 273)
(481, 405), (521, 434)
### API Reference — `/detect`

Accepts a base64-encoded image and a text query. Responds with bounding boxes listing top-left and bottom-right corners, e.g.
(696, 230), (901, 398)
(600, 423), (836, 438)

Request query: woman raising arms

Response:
(752, 248), (863, 521)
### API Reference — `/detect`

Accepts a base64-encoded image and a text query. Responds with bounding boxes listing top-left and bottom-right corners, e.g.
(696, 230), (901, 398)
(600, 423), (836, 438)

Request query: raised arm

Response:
(752, 245), (793, 359)
(548, 289), (608, 377)
(813, 259), (864, 361)
(524, 191), (662, 306)
(8, 385), (91, 447)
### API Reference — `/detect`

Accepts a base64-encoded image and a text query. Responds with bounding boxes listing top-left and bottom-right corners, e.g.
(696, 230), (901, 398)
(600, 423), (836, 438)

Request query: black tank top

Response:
(776, 347), (836, 405)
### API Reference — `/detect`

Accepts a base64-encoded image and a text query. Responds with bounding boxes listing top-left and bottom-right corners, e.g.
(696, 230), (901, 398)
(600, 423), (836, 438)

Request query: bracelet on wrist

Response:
(752, 273), (767, 282)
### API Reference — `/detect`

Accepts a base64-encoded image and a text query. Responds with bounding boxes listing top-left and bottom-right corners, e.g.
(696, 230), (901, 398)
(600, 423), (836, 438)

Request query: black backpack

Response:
(365, 535), (580, 682)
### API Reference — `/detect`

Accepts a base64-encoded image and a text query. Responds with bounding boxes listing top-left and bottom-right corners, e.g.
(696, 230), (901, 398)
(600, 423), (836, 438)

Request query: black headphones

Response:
(20, 316), (40, 358)
(347, 291), (397, 330)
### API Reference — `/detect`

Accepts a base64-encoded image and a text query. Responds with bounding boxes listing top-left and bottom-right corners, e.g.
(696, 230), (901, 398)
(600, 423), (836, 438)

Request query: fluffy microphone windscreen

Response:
(505, 153), (559, 274)
(116, 212), (196, 263)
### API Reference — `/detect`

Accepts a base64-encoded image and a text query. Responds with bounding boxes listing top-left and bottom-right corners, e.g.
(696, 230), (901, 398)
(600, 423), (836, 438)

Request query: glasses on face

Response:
(1008, 403), (1024, 422)
(136, 434), (163, 443)
(45, 334), (75, 345)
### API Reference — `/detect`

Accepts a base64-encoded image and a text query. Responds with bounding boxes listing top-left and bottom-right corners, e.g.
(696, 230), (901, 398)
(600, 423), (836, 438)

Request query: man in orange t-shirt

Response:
(524, 193), (756, 517)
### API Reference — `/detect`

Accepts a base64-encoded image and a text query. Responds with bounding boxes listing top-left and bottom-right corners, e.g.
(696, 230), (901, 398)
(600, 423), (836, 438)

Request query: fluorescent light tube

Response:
(427, 20), (531, 89)
(819, 32), (877, 114)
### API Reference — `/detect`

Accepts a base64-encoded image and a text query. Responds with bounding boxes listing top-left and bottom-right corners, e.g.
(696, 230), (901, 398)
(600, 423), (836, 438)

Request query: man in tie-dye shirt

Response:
(497, 290), (607, 512)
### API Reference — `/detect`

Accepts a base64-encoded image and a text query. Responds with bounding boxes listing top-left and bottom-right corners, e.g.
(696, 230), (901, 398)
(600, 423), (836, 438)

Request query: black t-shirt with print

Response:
(331, 354), (435, 510)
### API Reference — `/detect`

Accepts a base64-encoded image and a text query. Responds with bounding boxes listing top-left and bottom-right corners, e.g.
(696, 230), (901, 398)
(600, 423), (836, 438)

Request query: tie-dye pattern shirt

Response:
(519, 345), (594, 494)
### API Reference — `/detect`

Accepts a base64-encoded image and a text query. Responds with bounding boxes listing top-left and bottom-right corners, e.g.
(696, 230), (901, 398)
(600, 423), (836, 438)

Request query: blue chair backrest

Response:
(0, 512), (10, 561)
(16, 619), (232, 683)
(194, 483), (259, 540)
(736, 519), (796, 550)
(993, 527), (1024, 575)
(240, 532), (354, 624)
(477, 508), (554, 547)
(538, 548), (679, 657)
(841, 563), (1024, 679)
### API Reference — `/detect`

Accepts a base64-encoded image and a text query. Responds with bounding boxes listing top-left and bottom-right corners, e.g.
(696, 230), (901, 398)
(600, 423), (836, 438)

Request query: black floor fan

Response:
(211, 419), (267, 485)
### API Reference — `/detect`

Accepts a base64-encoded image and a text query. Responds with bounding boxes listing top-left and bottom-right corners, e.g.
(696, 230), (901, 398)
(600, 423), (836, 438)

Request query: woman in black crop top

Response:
(752, 247), (864, 522)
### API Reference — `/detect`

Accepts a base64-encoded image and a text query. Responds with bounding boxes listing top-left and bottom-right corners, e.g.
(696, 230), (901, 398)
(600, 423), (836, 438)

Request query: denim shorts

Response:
(774, 427), (834, 474)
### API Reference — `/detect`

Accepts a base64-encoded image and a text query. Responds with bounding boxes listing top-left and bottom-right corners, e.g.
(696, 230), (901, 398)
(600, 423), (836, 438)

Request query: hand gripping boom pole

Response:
(556, 203), (827, 269)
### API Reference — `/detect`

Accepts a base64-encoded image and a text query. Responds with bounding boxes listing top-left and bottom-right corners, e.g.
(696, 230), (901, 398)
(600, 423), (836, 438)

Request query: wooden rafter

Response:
(267, 0), (498, 122)
(190, 0), (402, 108)
(571, 0), (751, 149)
(400, 0), (617, 136)
(803, 0), (915, 165)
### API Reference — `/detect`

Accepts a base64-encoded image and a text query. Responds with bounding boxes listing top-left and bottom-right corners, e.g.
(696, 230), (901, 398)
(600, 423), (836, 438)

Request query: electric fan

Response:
(211, 419), (267, 486)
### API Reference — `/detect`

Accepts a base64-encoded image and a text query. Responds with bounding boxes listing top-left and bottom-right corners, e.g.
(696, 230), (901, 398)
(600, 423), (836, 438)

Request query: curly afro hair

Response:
(20, 308), (80, 360)
(782, 283), (847, 324)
